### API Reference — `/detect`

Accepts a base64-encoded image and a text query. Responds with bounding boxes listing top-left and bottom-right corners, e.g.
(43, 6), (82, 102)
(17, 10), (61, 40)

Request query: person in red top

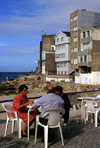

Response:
(12, 85), (37, 136)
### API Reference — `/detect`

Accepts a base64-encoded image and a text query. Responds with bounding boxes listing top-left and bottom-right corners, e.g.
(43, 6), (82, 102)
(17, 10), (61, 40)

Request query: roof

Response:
(55, 31), (70, 38)
(62, 31), (70, 36)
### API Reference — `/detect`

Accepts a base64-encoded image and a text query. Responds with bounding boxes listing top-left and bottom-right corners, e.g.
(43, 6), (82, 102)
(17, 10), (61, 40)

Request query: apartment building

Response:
(78, 26), (100, 72)
(40, 34), (56, 75)
(55, 31), (71, 75)
(70, 9), (100, 72)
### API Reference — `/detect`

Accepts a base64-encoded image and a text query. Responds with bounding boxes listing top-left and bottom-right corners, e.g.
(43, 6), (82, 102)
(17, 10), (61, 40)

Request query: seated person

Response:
(54, 86), (70, 125)
(12, 85), (38, 136)
(32, 85), (64, 118)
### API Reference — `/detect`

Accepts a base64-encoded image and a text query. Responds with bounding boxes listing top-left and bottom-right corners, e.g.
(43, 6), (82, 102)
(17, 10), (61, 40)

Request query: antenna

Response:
(41, 30), (44, 36)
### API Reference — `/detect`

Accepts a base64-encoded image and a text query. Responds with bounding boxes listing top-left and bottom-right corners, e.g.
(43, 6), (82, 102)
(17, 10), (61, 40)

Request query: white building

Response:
(55, 31), (72, 75)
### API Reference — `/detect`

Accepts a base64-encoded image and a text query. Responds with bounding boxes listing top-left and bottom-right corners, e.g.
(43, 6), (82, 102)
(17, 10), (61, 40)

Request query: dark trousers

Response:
(63, 109), (70, 123)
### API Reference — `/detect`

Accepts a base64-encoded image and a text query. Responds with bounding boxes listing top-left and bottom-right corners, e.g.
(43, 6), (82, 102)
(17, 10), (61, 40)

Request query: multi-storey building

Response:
(40, 34), (56, 75)
(70, 9), (100, 72)
(55, 31), (72, 75)
(78, 26), (100, 73)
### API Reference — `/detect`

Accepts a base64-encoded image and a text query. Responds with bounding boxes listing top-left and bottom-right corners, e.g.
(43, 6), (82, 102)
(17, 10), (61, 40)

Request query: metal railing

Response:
(0, 89), (100, 113)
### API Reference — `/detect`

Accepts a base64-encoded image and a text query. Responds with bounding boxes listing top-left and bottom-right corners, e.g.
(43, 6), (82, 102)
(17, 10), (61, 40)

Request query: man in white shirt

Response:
(32, 85), (64, 117)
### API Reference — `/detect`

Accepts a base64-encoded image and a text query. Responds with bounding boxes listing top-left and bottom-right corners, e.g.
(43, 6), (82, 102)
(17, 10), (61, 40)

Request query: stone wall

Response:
(0, 74), (100, 98)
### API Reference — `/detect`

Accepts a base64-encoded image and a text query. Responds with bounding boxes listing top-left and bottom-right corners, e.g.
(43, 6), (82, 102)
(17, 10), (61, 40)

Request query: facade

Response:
(40, 34), (56, 75)
(55, 31), (72, 75)
(70, 9), (100, 72)
(78, 26), (100, 73)
(75, 26), (100, 84)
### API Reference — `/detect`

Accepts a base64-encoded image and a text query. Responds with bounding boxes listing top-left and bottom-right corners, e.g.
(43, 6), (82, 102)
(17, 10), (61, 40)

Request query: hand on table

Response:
(29, 100), (34, 105)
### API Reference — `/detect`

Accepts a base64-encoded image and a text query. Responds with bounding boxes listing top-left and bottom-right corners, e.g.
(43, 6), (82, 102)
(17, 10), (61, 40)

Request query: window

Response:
(64, 62), (67, 67)
(74, 16), (77, 21)
(71, 59), (74, 64)
(62, 53), (65, 58)
(57, 63), (60, 67)
(74, 59), (78, 64)
(55, 54), (59, 58)
(81, 56), (83, 62)
(83, 42), (90, 50)
(58, 71), (60, 75)
(61, 37), (64, 41)
(83, 32), (85, 38)
(73, 27), (77, 31)
(52, 47), (54, 50)
(51, 45), (55, 51)
(57, 38), (59, 42)
(74, 48), (78, 52)
(78, 56), (80, 62)
(58, 45), (61, 50)
(84, 55), (87, 62)
(60, 63), (63, 67)
(87, 30), (90, 37)
(62, 44), (64, 49)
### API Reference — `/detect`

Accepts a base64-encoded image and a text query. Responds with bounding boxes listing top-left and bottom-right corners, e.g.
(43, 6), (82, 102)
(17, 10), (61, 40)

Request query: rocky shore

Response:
(0, 73), (100, 97)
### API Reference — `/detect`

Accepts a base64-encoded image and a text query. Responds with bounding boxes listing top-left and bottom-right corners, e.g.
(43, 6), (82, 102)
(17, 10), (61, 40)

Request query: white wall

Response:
(46, 76), (72, 82)
(42, 66), (45, 74)
(75, 72), (100, 85)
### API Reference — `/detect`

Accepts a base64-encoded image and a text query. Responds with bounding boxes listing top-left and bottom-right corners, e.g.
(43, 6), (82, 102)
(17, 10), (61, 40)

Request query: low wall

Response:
(75, 72), (100, 85)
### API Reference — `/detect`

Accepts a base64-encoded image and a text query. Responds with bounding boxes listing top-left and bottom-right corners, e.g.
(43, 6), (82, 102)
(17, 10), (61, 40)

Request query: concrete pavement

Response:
(0, 109), (100, 148)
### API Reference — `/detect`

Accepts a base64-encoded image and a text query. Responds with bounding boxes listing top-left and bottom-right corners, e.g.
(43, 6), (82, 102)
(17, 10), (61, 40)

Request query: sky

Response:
(0, 0), (100, 72)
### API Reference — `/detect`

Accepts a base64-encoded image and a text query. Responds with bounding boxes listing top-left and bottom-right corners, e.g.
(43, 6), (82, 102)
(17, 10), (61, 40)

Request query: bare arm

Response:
(16, 100), (34, 109)
(32, 106), (40, 115)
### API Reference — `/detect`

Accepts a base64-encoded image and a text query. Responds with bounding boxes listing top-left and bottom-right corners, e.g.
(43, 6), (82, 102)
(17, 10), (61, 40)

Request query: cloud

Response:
(0, 42), (39, 56)
(0, 0), (100, 72)
(0, 0), (100, 37)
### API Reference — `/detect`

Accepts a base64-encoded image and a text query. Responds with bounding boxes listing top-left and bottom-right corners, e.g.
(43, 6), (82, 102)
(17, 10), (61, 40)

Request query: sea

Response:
(0, 72), (30, 82)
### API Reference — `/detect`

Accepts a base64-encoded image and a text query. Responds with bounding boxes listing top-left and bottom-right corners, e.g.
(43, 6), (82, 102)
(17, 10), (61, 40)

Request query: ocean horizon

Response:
(0, 72), (30, 82)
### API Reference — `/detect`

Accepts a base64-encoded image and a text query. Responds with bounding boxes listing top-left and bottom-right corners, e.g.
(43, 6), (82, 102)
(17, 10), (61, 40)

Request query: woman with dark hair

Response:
(12, 85), (36, 136)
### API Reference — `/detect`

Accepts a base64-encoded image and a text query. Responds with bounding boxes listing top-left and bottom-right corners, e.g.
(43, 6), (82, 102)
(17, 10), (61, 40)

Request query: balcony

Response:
(78, 50), (92, 67)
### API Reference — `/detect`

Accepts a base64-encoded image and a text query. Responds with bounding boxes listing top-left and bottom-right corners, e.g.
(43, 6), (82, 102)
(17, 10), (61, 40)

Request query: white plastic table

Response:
(27, 100), (41, 141)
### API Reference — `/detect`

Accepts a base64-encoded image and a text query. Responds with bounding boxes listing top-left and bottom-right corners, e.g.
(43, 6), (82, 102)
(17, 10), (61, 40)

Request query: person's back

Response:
(34, 93), (64, 115)
(32, 85), (64, 116)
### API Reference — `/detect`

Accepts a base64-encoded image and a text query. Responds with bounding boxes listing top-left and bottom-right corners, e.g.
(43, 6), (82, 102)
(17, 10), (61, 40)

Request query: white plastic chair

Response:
(34, 108), (65, 148)
(96, 95), (100, 99)
(2, 102), (22, 138)
(85, 100), (100, 127)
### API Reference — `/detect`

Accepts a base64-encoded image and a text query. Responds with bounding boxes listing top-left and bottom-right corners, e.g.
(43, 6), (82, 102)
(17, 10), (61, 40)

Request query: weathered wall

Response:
(75, 72), (100, 85)
(1, 74), (100, 99)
